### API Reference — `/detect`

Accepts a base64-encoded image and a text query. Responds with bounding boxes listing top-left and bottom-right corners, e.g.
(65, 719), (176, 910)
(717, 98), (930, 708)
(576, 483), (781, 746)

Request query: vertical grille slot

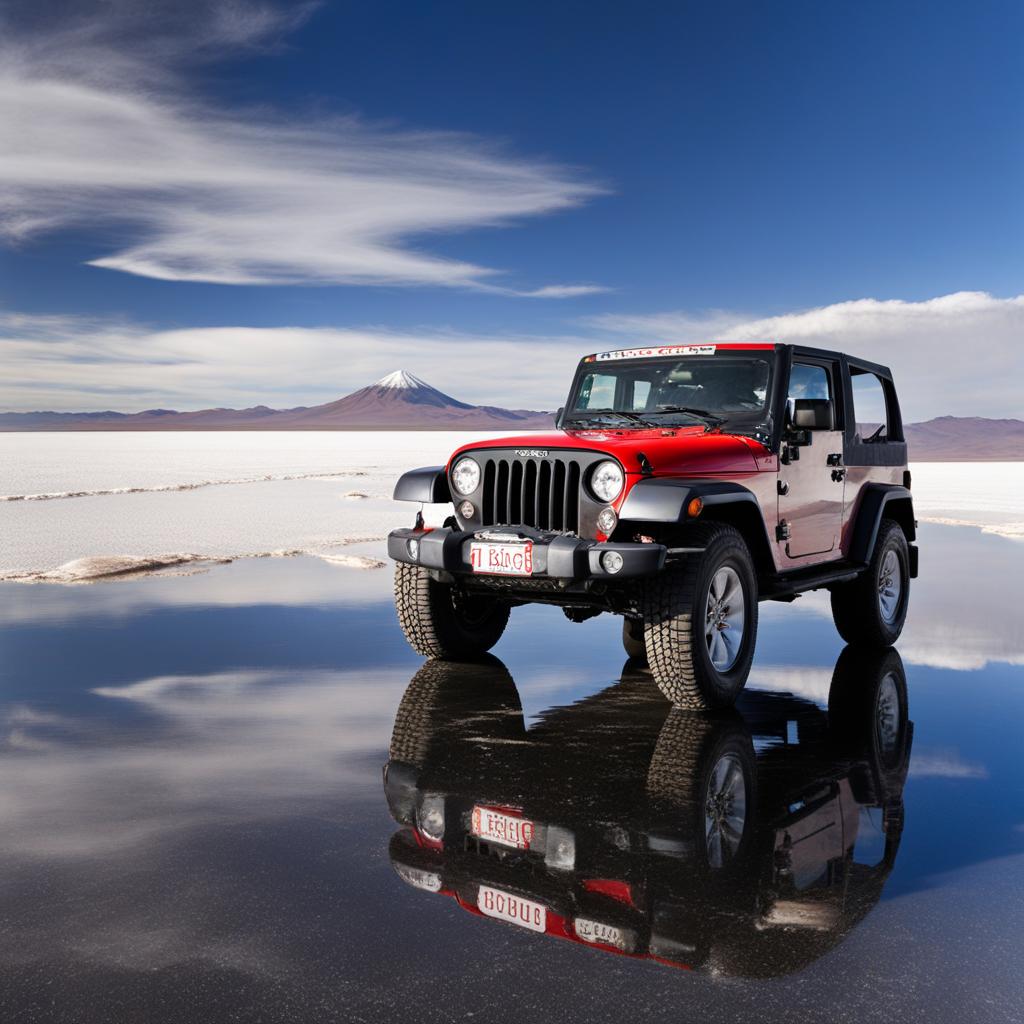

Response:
(496, 460), (510, 524)
(537, 461), (551, 530)
(565, 462), (580, 532)
(524, 460), (538, 527)
(551, 461), (566, 529)
(509, 461), (523, 523)
(482, 459), (496, 523)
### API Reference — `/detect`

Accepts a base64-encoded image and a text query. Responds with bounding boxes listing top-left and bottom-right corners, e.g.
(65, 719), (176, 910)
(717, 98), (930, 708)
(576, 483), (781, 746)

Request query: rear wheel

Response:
(646, 709), (757, 872)
(830, 519), (910, 647)
(394, 563), (510, 659)
(622, 617), (647, 660)
(641, 523), (759, 710)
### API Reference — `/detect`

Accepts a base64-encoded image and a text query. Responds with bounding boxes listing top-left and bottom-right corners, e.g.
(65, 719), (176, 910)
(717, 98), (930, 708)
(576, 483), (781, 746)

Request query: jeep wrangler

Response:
(388, 343), (918, 709)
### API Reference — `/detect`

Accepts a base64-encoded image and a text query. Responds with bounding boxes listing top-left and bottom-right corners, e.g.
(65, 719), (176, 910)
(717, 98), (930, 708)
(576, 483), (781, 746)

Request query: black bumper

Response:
(387, 526), (667, 581)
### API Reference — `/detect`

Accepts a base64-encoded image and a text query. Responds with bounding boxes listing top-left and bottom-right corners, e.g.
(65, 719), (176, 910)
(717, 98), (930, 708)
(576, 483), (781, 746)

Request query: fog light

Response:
(574, 918), (633, 952)
(458, 500), (475, 520)
(601, 550), (624, 574)
(416, 794), (445, 842)
(596, 506), (618, 535)
(545, 825), (576, 870)
(407, 537), (420, 560)
(394, 863), (443, 893)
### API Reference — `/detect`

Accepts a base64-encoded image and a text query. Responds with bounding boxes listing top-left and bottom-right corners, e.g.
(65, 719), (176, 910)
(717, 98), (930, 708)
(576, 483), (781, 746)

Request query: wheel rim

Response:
(875, 671), (901, 759)
(877, 549), (903, 624)
(704, 752), (747, 869)
(705, 566), (745, 671)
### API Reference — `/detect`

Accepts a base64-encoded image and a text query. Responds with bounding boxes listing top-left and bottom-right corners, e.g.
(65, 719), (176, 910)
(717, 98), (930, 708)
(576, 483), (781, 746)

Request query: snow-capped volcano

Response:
(274, 369), (551, 426)
(344, 369), (475, 411)
(373, 369), (430, 390)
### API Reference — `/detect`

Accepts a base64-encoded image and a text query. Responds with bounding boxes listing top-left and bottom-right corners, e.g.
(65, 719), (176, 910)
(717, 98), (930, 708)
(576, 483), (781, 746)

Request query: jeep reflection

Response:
(383, 647), (912, 975)
(388, 344), (918, 708)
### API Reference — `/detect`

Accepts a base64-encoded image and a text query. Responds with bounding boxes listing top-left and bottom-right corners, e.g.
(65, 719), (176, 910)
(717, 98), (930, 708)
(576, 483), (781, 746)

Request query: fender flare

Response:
(618, 478), (776, 577)
(393, 466), (452, 503)
(848, 484), (916, 568)
(618, 477), (762, 523)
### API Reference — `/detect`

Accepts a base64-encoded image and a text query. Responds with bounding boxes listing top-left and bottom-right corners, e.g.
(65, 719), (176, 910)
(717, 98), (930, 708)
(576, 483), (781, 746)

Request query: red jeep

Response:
(388, 343), (918, 708)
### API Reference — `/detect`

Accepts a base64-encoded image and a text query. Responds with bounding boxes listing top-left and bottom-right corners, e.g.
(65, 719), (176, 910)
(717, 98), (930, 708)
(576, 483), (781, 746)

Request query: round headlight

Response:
(591, 461), (624, 502)
(416, 794), (445, 841)
(451, 457), (481, 496)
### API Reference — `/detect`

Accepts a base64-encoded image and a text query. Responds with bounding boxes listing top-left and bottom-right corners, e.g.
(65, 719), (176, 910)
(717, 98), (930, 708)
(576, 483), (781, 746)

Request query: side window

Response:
(788, 362), (832, 403)
(575, 373), (616, 410)
(850, 371), (890, 442)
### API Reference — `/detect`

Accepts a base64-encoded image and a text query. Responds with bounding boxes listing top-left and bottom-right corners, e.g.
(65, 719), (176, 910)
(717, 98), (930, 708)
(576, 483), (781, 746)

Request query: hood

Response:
(450, 427), (771, 476)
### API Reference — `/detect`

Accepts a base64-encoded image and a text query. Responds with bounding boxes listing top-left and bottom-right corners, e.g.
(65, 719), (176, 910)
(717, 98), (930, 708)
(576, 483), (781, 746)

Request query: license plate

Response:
(469, 540), (533, 576)
(478, 885), (547, 932)
(575, 918), (628, 950)
(471, 806), (535, 850)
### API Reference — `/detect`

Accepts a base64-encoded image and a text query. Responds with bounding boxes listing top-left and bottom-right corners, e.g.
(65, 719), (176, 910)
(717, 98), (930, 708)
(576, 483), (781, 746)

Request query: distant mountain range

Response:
(0, 370), (555, 432)
(1, 371), (1021, 460)
(902, 416), (1024, 461)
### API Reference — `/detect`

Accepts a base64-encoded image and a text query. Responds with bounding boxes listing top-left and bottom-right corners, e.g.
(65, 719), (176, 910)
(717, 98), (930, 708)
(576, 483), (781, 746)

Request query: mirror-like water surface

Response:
(1, 523), (1022, 1023)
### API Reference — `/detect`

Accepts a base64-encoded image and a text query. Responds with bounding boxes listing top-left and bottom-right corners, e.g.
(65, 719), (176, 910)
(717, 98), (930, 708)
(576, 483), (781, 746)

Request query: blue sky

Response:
(1, 0), (1022, 414)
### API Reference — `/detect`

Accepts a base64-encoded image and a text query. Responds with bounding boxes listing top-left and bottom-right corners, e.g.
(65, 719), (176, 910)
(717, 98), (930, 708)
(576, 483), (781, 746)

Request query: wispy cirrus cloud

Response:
(586, 290), (1024, 419)
(0, 1), (605, 292)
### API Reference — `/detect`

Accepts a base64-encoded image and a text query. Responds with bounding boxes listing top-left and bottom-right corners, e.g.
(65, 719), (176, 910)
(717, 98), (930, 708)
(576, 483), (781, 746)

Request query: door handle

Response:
(826, 453), (843, 467)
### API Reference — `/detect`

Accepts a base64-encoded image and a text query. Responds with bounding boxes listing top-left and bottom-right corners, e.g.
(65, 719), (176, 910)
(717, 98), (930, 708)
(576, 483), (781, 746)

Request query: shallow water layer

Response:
(0, 525), (1022, 1023)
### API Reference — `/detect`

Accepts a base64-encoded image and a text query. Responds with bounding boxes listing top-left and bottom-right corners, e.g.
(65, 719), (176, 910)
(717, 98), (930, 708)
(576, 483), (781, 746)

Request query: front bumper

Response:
(387, 526), (666, 580)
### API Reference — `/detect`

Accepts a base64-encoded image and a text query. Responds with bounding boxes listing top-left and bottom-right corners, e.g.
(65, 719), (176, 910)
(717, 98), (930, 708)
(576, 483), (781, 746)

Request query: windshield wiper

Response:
(564, 410), (659, 428)
(644, 405), (726, 430)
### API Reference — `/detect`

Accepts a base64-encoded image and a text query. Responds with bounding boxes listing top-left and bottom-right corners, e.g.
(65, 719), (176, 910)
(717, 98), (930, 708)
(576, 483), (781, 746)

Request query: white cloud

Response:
(587, 291), (1024, 419)
(5, 288), (1024, 415)
(0, 666), (402, 859)
(518, 284), (611, 299)
(0, 312), (595, 410)
(746, 665), (835, 703)
(0, 1), (604, 291)
(909, 750), (988, 780)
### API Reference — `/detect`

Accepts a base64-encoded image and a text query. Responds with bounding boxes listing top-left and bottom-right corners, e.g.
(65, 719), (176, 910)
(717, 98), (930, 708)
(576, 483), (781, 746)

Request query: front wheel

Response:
(641, 523), (759, 710)
(830, 518), (910, 647)
(394, 563), (510, 659)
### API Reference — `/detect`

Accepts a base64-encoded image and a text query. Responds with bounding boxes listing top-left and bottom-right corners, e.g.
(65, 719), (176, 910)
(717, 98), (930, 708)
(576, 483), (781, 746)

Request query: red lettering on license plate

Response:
(470, 542), (533, 576)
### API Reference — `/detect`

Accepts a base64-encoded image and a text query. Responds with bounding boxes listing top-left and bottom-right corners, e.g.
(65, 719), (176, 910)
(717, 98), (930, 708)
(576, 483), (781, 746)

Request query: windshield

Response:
(564, 356), (774, 435)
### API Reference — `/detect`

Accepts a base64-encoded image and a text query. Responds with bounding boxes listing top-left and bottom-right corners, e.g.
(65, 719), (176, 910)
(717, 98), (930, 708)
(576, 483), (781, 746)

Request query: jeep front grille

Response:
(480, 456), (582, 532)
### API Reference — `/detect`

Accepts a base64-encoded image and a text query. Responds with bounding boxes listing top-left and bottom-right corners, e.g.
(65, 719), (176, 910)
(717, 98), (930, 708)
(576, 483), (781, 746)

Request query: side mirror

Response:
(791, 398), (834, 431)
(555, 406), (564, 427)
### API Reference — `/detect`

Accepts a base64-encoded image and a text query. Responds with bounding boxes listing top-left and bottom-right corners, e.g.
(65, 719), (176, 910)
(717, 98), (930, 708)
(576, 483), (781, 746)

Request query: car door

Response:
(778, 360), (845, 561)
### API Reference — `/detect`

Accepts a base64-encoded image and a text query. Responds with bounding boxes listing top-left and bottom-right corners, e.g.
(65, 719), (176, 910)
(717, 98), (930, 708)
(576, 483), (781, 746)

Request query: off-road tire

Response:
(830, 518), (910, 647)
(622, 617), (647, 660)
(388, 655), (524, 767)
(394, 563), (510, 659)
(642, 523), (758, 710)
(646, 708), (757, 873)
(828, 645), (912, 803)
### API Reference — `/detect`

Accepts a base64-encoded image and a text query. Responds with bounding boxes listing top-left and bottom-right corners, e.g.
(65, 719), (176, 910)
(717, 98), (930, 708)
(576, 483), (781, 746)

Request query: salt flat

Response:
(2, 431), (1021, 582)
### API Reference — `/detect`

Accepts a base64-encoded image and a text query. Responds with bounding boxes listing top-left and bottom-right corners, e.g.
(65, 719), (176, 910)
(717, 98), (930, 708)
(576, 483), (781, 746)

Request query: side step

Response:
(760, 561), (864, 601)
